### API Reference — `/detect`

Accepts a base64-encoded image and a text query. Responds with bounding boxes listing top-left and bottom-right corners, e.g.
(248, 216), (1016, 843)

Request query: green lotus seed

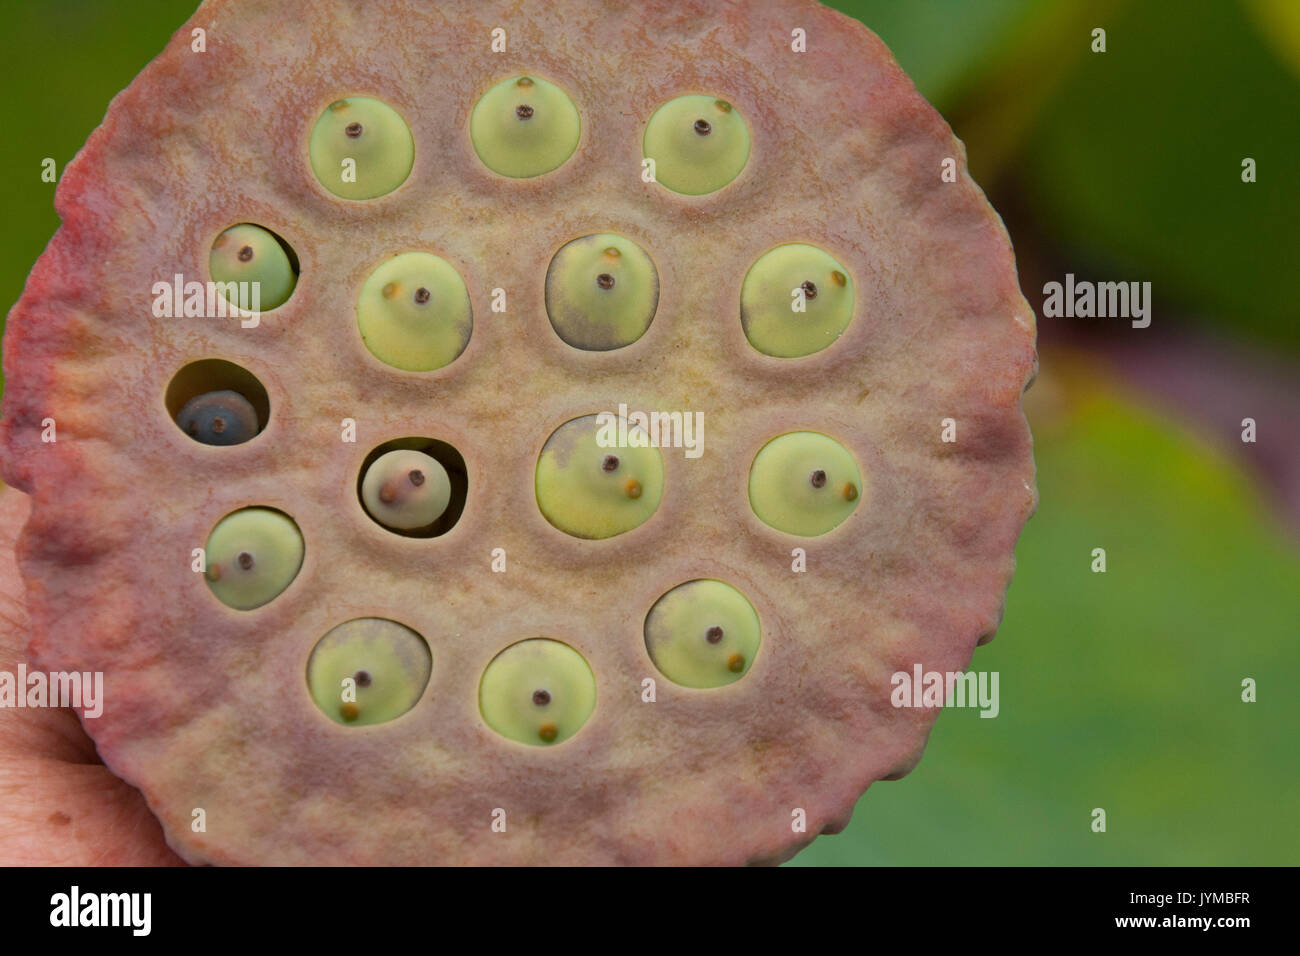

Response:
(535, 414), (664, 539)
(748, 431), (862, 536)
(478, 639), (596, 746)
(308, 96), (415, 200)
(356, 252), (473, 371)
(741, 244), (855, 358)
(360, 449), (452, 531)
(209, 224), (297, 312)
(203, 508), (304, 610)
(470, 75), (580, 178)
(545, 234), (659, 350)
(644, 579), (761, 688)
(306, 618), (431, 726)
(643, 94), (750, 195)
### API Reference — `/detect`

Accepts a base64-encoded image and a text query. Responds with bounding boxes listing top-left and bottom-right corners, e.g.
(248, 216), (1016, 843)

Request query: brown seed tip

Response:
(596, 272), (616, 290)
(414, 287), (431, 304)
(809, 469), (827, 489)
(601, 454), (620, 472)
(843, 482), (859, 502)
(516, 76), (534, 88)
(831, 270), (847, 287)
(237, 551), (255, 571)
(624, 478), (642, 499)
(706, 625), (724, 644)
(602, 246), (622, 259)
(211, 416), (227, 434)
(538, 722), (558, 742)
(378, 481), (398, 505)
(340, 702), (360, 721)
(345, 122), (363, 138)
(354, 670), (372, 687)
(238, 246), (254, 263)
(714, 99), (732, 113)
(801, 280), (818, 300)
(694, 118), (712, 136)
(727, 653), (745, 673)
(207, 564), (222, 582)
(408, 469), (425, 487)
(381, 282), (398, 299)
(532, 689), (551, 706)
(516, 104), (534, 120)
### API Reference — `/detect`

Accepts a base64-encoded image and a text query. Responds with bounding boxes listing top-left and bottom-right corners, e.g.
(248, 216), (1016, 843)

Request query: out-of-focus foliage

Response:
(794, 356), (1300, 865)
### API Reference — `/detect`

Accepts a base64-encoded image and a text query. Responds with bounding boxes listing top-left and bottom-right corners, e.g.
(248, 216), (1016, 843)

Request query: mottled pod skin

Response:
(0, 0), (1036, 865)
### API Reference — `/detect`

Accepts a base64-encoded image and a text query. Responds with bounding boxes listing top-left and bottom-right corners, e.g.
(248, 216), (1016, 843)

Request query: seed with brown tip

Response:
(694, 118), (712, 135)
(381, 281), (398, 299)
(354, 670), (372, 687)
(532, 689), (551, 706)
(408, 469), (425, 487)
(624, 478), (642, 499)
(340, 702), (360, 721)
(237, 245), (254, 262)
(413, 286), (431, 304)
(516, 104), (534, 120)
(603, 246), (621, 259)
(538, 722), (559, 742)
(345, 122), (363, 138)
(810, 469), (827, 489)
(714, 99), (732, 113)
(237, 551), (255, 571)
(801, 280), (818, 300)
(596, 272), (615, 290)
(706, 625), (724, 644)
(831, 269), (847, 287)
(727, 653), (745, 673)
(843, 482), (859, 502)
(516, 76), (534, 88)
(601, 455), (620, 472)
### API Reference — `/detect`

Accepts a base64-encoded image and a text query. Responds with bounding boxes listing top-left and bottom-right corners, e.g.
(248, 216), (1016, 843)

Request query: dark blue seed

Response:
(177, 389), (259, 446)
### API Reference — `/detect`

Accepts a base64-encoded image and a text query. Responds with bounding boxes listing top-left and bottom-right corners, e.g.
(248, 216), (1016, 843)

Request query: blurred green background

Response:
(1, 1), (1296, 865)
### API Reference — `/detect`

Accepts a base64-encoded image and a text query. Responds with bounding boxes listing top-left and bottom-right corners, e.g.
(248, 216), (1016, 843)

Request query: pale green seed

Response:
(470, 75), (580, 178)
(356, 252), (472, 371)
(643, 95), (750, 195)
(748, 431), (862, 536)
(741, 244), (854, 358)
(644, 580), (761, 688)
(209, 224), (297, 312)
(360, 449), (452, 530)
(535, 414), (664, 539)
(306, 618), (431, 726)
(309, 96), (414, 200)
(545, 234), (659, 350)
(478, 639), (596, 746)
(204, 508), (304, 610)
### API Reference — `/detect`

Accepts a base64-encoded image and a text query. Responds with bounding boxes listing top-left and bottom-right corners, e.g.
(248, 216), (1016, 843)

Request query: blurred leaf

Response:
(1245, 0), (1300, 80)
(1020, 0), (1300, 350)
(792, 354), (1300, 865)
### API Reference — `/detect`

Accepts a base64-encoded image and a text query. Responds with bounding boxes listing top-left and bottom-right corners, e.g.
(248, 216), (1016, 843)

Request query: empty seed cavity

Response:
(645, 580), (761, 688)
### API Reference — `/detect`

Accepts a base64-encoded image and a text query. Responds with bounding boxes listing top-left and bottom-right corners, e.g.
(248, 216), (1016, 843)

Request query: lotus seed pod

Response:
(742, 244), (855, 358)
(203, 508), (304, 610)
(356, 252), (473, 371)
(643, 94), (751, 195)
(360, 449), (452, 530)
(209, 224), (297, 312)
(307, 618), (432, 726)
(308, 96), (415, 200)
(545, 234), (659, 350)
(470, 75), (581, 178)
(535, 414), (664, 539)
(645, 580), (761, 688)
(176, 389), (260, 446)
(0, 0), (1037, 866)
(749, 431), (862, 537)
(479, 639), (596, 746)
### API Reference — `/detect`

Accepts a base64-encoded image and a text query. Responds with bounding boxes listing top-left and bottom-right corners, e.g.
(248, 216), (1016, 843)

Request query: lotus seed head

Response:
(535, 415), (664, 539)
(203, 508), (304, 610)
(357, 252), (473, 371)
(749, 431), (863, 536)
(643, 94), (750, 195)
(177, 389), (259, 446)
(307, 618), (432, 727)
(478, 639), (596, 746)
(741, 243), (855, 358)
(470, 74), (580, 178)
(361, 449), (452, 531)
(645, 580), (761, 688)
(308, 96), (414, 200)
(209, 224), (297, 312)
(545, 233), (659, 351)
